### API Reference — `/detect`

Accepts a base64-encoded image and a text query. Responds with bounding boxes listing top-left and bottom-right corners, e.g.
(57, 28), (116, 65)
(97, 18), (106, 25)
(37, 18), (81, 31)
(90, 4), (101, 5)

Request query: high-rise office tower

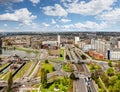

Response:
(58, 35), (60, 45)
(75, 36), (79, 44)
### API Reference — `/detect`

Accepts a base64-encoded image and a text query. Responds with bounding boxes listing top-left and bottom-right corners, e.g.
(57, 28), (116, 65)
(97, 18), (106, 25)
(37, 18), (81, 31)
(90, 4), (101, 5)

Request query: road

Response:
(67, 45), (97, 92)
(66, 45), (88, 92)
(66, 46), (74, 61)
(18, 71), (68, 92)
(28, 61), (40, 79)
(0, 70), (67, 88)
(76, 48), (97, 92)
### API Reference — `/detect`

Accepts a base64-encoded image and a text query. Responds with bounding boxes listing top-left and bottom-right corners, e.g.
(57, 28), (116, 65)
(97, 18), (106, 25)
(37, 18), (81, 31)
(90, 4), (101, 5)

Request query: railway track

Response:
(67, 46), (97, 92)
(75, 63), (84, 72)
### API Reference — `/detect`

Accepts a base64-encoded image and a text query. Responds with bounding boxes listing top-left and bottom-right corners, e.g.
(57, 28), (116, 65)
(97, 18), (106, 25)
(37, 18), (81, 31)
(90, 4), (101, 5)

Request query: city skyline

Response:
(0, 0), (120, 32)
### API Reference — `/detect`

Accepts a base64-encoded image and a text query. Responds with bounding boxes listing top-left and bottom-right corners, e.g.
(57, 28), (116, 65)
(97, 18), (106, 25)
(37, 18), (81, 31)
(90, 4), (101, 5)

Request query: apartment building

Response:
(107, 49), (120, 60)
(91, 39), (110, 55)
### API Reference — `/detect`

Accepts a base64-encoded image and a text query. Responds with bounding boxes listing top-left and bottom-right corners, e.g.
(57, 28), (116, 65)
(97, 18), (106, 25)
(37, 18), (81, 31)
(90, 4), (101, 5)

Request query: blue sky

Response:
(0, 0), (120, 32)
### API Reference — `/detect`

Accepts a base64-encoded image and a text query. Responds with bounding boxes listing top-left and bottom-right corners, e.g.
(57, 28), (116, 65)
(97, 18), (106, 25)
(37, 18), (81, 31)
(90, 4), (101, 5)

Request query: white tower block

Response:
(58, 35), (60, 45)
(75, 36), (79, 44)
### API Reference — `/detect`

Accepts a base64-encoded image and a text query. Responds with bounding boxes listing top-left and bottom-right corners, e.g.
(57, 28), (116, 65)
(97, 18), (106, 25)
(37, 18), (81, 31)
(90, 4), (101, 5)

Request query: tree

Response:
(115, 62), (120, 71)
(69, 73), (76, 80)
(107, 68), (114, 76)
(45, 59), (49, 64)
(116, 73), (120, 80)
(91, 70), (99, 80)
(81, 54), (86, 60)
(7, 72), (13, 92)
(90, 63), (96, 70)
(66, 55), (70, 60)
(60, 54), (63, 57)
(108, 61), (112, 67)
(109, 76), (118, 86)
(46, 70), (49, 73)
(6, 40), (12, 46)
(108, 86), (113, 92)
(52, 67), (55, 71)
(113, 80), (120, 92)
(41, 68), (47, 88)
(100, 71), (109, 87)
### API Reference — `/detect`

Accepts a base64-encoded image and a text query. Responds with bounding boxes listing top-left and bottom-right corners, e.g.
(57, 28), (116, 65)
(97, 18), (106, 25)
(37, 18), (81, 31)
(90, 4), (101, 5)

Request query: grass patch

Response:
(62, 63), (74, 72)
(28, 61), (38, 77)
(13, 60), (33, 80)
(87, 63), (101, 72)
(0, 62), (10, 71)
(53, 49), (64, 61)
(0, 69), (14, 80)
(41, 62), (55, 73)
(35, 66), (41, 77)
(58, 49), (64, 60)
(15, 47), (40, 54)
(94, 78), (106, 92)
(2, 70), (14, 80)
(35, 61), (55, 77)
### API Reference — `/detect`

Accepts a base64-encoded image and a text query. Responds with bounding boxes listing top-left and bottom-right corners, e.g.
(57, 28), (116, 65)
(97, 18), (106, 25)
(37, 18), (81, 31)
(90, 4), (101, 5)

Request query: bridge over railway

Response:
(70, 59), (90, 64)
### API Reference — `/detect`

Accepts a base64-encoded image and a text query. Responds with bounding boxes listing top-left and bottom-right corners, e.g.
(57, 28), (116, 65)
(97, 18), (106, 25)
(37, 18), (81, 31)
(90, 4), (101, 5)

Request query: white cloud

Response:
(42, 22), (50, 27)
(43, 4), (67, 16)
(3, 24), (8, 27)
(61, 21), (107, 30)
(51, 19), (56, 24)
(30, 0), (40, 4)
(0, 8), (37, 25)
(63, 0), (116, 15)
(97, 8), (120, 23)
(60, 18), (71, 23)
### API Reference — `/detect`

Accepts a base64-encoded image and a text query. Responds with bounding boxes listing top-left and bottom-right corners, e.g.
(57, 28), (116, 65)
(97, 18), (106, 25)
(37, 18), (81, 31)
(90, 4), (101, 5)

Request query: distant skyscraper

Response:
(118, 41), (120, 48)
(75, 37), (79, 44)
(58, 35), (60, 45)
